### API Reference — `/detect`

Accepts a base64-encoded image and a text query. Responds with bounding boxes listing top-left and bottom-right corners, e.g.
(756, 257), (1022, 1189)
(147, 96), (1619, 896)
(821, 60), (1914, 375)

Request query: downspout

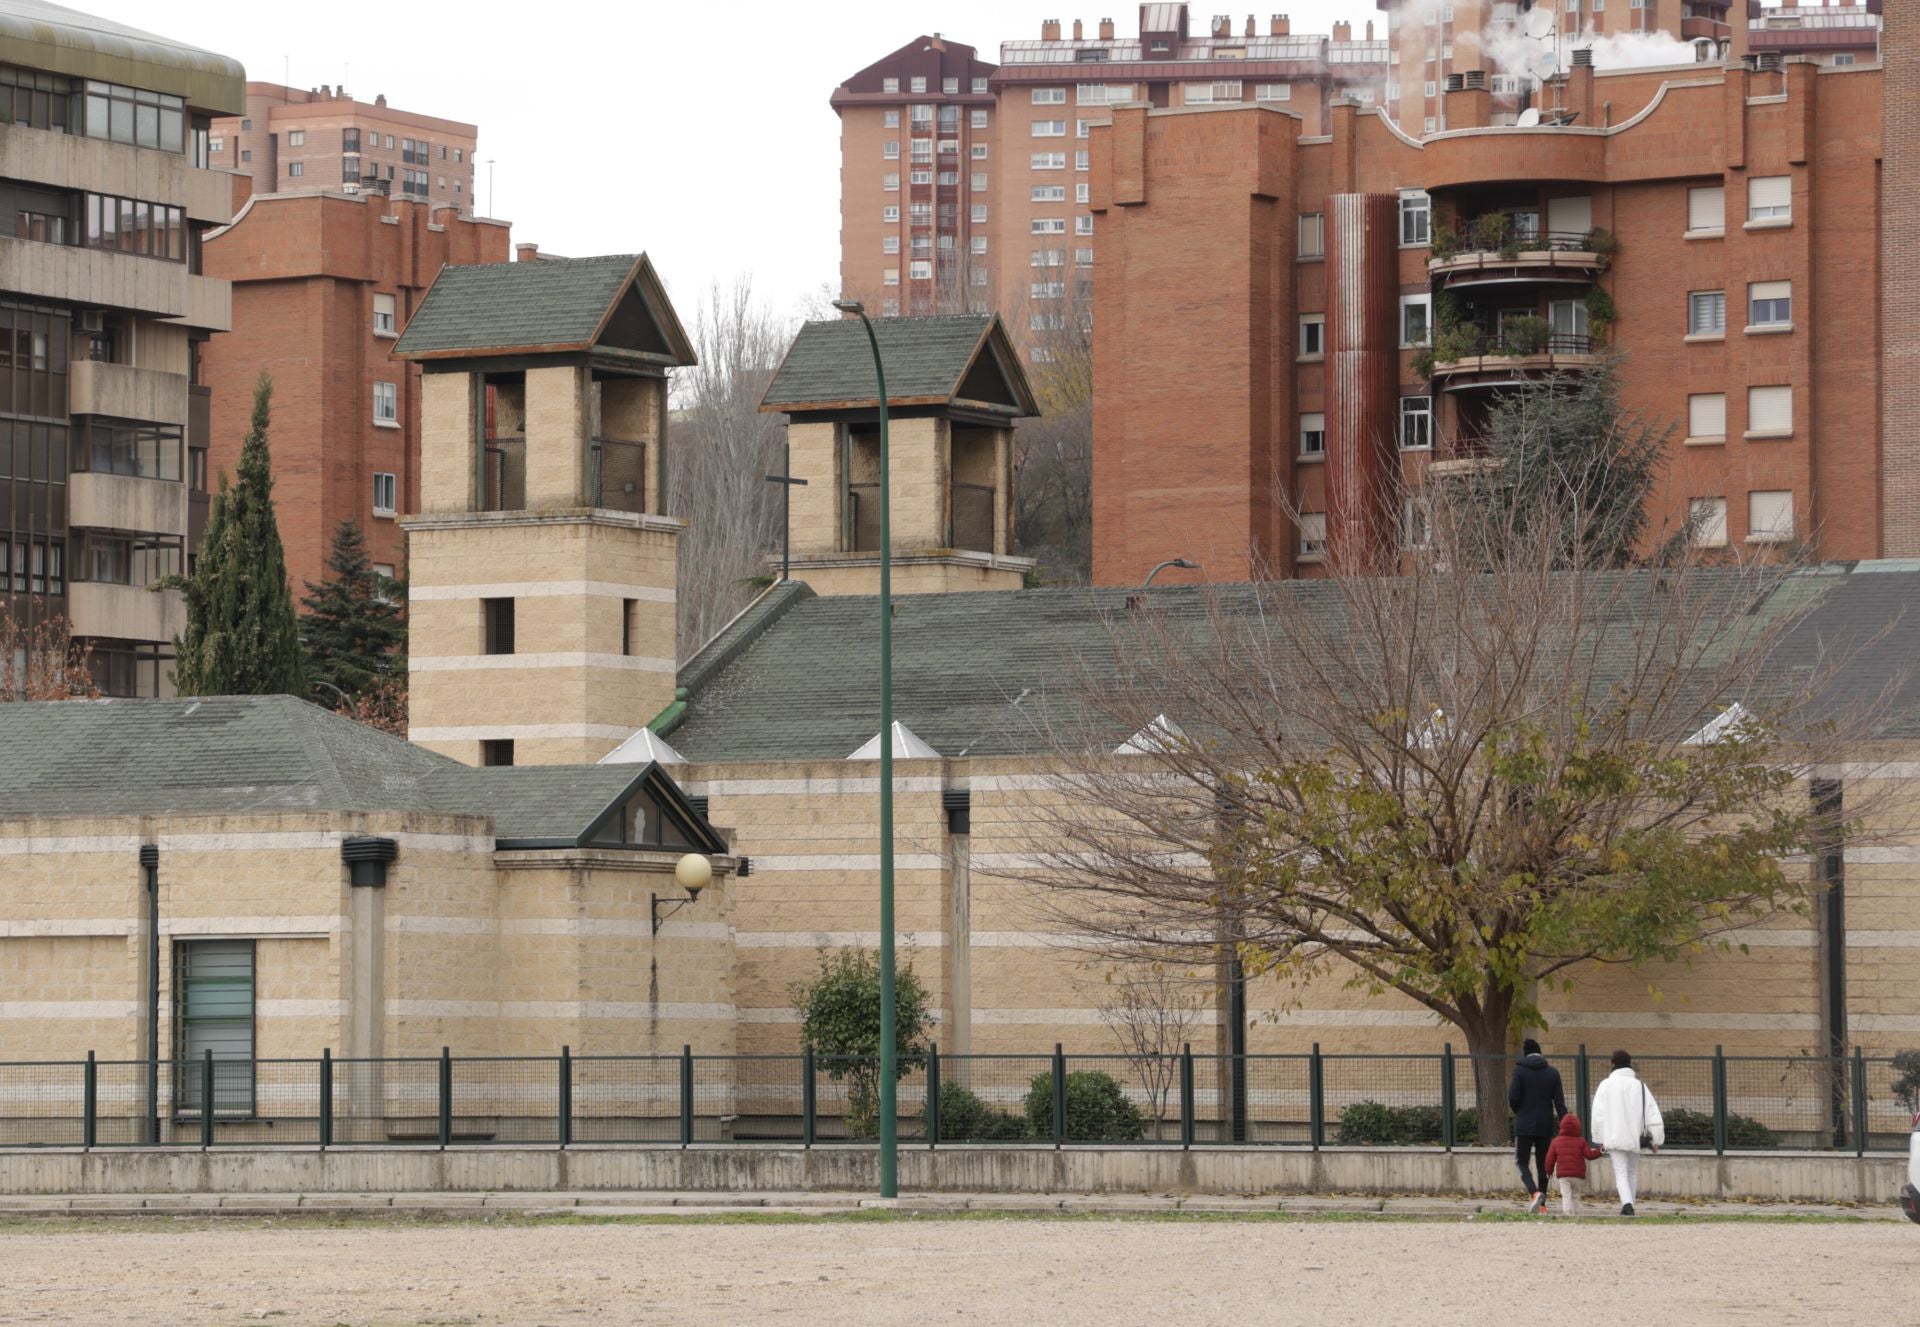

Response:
(139, 843), (159, 1145)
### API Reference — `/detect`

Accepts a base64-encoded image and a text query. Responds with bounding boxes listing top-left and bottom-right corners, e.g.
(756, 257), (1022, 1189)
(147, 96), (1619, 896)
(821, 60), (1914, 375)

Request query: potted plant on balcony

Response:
(1500, 315), (1552, 356)
(1469, 212), (1512, 259)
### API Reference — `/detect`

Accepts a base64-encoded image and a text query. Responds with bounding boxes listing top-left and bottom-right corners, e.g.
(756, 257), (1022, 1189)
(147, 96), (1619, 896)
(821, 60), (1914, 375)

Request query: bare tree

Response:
(667, 279), (795, 657)
(1009, 278), (1095, 584)
(0, 602), (97, 701)
(1010, 470), (1895, 1144)
(1094, 963), (1204, 1139)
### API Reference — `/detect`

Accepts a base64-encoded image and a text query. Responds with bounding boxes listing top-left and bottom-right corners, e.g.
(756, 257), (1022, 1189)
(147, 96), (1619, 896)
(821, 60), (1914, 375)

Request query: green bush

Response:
(1024, 1070), (1147, 1142)
(1660, 1107), (1779, 1149)
(1890, 1049), (1920, 1114)
(1335, 1100), (1480, 1145)
(1499, 315), (1552, 356)
(936, 1083), (1028, 1141)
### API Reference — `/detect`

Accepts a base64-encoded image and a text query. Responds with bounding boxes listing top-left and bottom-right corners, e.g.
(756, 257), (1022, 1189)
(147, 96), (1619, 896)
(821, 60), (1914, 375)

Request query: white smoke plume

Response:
(1482, 15), (1707, 85)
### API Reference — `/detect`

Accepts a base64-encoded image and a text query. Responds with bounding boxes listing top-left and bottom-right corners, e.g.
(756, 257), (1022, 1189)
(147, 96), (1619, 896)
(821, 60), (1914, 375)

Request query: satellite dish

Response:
(1515, 107), (1543, 128)
(1530, 51), (1561, 82)
(1524, 7), (1556, 40)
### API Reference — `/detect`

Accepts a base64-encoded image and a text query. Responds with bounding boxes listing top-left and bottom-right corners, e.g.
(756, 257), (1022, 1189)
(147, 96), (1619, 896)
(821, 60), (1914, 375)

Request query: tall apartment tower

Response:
(0, 0), (243, 696)
(393, 254), (696, 767)
(200, 193), (511, 594)
(209, 84), (479, 213)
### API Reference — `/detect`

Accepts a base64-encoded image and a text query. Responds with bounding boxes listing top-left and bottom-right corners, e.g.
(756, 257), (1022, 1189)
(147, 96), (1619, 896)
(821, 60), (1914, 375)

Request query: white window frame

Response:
(883, 205), (900, 222)
(883, 236), (900, 254)
(1033, 120), (1068, 137)
(1298, 511), (1327, 558)
(1400, 395), (1433, 450)
(1255, 83), (1291, 101)
(1033, 87), (1067, 104)
(372, 380), (398, 426)
(909, 260), (933, 280)
(1400, 294), (1432, 348)
(372, 471), (397, 516)
(971, 109), (989, 129)
(1400, 190), (1431, 247)
(1031, 152), (1067, 170)
(1076, 216), (1094, 236)
(1747, 490), (1794, 544)
(372, 292), (396, 336)
(1747, 176), (1791, 224)
(1299, 412), (1326, 457)
(884, 140), (900, 160)
(1299, 314), (1325, 359)
(1298, 213), (1325, 260)
(1032, 218), (1067, 234)
(1687, 184), (1725, 235)
(1687, 392), (1727, 442)
(1747, 280), (1792, 331)
(1747, 384), (1794, 437)
(1690, 497), (1728, 548)
(1032, 185), (1067, 202)
(1688, 289), (1726, 337)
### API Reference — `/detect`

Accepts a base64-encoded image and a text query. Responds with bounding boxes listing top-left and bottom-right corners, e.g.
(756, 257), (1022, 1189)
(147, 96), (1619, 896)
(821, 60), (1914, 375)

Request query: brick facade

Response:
(199, 193), (510, 594)
(1881, 0), (1919, 553)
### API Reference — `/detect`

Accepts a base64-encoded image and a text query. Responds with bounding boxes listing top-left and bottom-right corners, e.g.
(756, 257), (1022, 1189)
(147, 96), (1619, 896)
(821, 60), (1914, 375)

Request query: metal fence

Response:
(0, 1045), (1911, 1152)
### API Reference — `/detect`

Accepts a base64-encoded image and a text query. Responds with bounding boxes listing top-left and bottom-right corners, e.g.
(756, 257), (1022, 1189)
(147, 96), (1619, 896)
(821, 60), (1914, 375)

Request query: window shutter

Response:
(1748, 490), (1794, 541)
(1748, 385), (1792, 434)
(1748, 176), (1790, 216)
(1688, 185), (1725, 232)
(1750, 280), (1791, 303)
(1299, 513), (1326, 551)
(1546, 195), (1592, 236)
(1689, 393), (1727, 438)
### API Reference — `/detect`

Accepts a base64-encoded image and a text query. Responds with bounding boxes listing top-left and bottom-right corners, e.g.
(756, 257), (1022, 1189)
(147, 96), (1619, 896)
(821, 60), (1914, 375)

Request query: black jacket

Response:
(1507, 1053), (1568, 1138)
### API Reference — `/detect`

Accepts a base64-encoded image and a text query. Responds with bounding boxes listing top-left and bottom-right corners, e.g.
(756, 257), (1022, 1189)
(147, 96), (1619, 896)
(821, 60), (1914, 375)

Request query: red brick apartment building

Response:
(1088, 54), (1884, 584)
(209, 84), (479, 213)
(199, 193), (509, 592)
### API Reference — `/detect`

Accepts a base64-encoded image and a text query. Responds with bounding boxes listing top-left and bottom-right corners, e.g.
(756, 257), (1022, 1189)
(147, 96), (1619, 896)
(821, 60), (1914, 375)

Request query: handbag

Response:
(1636, 1080), (1654, 1151)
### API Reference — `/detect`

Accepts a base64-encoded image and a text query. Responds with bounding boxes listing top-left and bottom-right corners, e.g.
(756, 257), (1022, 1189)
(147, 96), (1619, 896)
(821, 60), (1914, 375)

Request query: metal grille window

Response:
(373, 380), (398, 424)
(176, 940), (254, 1115)
(1688, 290), (1726, 336)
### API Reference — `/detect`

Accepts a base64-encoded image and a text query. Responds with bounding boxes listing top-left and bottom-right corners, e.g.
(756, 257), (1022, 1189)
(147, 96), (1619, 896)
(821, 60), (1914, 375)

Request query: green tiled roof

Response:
(664, 565), (1920, 762)
(394, 255), (650, 359)
(760, 315), (1035, 414)
(427, 765), (645, 843)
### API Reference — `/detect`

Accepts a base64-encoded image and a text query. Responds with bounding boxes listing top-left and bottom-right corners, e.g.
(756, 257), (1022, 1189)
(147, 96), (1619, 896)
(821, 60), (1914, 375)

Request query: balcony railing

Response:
(848, 482), (881, 552)
(949, 482), (996, 553)
(482, 436), (525, 512)
(1430, 226), (1606, 267)
(589, 437), (647, 515)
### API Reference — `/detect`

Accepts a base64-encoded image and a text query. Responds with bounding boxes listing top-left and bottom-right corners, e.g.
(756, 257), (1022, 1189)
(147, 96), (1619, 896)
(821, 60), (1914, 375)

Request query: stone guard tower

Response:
(759, 314), (1038, 595)
(394, 254), (696, 765)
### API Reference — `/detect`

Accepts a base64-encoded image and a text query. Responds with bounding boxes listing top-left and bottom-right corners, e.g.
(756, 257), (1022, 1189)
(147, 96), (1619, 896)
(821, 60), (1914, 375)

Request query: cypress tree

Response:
(172, 373), (307, 697)
(301, 517), (406, 704)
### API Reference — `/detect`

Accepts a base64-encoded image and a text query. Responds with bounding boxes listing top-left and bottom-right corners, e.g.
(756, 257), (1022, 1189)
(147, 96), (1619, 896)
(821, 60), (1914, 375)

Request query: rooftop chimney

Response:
(375, 93), (387, 107)
(1042, 17), (1062, 39)
(1272, 13), (1290, 35)
(1073, 18), (1084, 39)
(516, 242), (542, 263)
(1100, 16), (1116, 38)
(1366, 19), (1374, 39)
(1572, 47), (1594, 66)
(1332, 19), (1352, 41)
(1246, 14), (1256, 36)
(1212, 14), (1231, 37)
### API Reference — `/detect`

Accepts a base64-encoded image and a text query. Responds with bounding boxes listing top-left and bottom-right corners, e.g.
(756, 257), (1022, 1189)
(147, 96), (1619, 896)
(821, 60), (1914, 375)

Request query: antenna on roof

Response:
(1515, 107), (1543, 128)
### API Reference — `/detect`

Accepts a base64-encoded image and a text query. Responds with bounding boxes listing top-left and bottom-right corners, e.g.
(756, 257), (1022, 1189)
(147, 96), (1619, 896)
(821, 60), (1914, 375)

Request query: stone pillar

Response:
(945, 823), (973, 1057)
(1324, 193), (1402, 568)
(419, 372), (480, 513)
(524, 364), (590, 509)
(1884, 1), (1920, 554)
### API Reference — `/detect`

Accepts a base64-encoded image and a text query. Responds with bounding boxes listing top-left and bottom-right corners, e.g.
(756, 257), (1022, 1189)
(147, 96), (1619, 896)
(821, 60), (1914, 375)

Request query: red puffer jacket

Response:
(1545, 1113), (1604, 1181)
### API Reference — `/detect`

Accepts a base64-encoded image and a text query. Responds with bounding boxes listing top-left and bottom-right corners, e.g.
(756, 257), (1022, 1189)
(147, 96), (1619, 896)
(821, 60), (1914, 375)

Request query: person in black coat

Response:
(1508, 1038), (1568, 1212)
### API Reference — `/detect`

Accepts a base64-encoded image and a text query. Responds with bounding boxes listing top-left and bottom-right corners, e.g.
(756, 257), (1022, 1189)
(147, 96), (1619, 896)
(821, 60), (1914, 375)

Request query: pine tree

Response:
(172, 373), (307, 697)
(301, 517), (407, 704)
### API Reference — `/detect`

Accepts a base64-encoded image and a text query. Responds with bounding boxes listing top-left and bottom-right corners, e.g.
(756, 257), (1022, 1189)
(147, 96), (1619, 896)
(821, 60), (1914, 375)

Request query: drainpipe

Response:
(139, 843), (159, 1145)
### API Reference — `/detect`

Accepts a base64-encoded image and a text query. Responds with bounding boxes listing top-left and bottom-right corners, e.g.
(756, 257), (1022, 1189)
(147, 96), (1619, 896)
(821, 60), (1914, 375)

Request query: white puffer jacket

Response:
(1590, 1067), (1665, 1153)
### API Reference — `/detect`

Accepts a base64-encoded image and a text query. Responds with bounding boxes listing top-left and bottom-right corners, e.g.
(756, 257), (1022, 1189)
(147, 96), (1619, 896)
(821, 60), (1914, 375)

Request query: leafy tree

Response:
(301, 517), (406, 704)
(791, 949), (932, 1139)
(172, 373), (305, 697)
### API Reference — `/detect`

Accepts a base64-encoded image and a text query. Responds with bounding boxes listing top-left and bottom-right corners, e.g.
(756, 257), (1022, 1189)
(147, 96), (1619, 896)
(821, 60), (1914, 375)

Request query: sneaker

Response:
(1529, 1192), (1547, 1215)
(1621, 1202), (1636, 1217)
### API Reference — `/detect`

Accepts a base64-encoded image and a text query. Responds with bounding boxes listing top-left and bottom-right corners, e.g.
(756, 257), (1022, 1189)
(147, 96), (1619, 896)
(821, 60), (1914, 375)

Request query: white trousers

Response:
(1611, 1149), (1640, 1207)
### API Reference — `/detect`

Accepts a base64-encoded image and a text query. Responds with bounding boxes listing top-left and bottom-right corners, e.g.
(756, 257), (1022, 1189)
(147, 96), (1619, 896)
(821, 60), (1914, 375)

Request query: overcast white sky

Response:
(97, 0), (1360, 321)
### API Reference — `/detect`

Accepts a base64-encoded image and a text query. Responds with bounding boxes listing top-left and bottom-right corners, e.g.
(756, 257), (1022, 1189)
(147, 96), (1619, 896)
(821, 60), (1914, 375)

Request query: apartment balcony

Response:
(0, 122), (232, 225)
(69, 360), (190, 426)
(1680, 16), (1729, 40)
(1428, 227), (1609, 290)
(67, 580), (185, 646)
(1427, 329), (1597, 390)
(68, 471), (188, 538)
(0, 240), (230, 331)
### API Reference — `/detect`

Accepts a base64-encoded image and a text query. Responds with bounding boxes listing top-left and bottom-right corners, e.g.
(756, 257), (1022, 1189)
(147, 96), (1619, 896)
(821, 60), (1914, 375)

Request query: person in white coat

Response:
(1589, 1049), (1664, 1216)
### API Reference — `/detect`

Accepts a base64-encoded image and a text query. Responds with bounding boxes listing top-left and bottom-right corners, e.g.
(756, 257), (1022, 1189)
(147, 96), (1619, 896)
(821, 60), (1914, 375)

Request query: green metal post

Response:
(1852, 1047), (1869, 1156)
(1180, 1044), (1195, 1149)
(558, 1046), (572, 1148)
(1712, 1046), (1727, 1155)
(680, 1045), (694, 1147)
(318, 1049), (333, 1149)
(1052, 1044), (1067, 1147)
(82, 1051), (96, 1150)
(200, 1049), (214, 1148)
(802, 1045), (816, 1149)
(437, 1046), (452, 1149)
(1575, 1044), (1592, 1144)
(1441, 1044), (1457, 1151)
(1309, 1043), (1325, 1150)
(927, 1045), (941, 1148)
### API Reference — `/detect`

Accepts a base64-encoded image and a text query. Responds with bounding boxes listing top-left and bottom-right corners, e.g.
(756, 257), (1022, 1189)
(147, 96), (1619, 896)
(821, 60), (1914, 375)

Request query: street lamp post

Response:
(1142, 558), (1199, 588)
(832, 299), (898, 1199)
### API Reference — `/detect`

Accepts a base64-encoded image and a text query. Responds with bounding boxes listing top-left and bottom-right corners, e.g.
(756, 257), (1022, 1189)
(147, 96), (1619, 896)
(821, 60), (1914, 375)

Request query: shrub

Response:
(1500, 315), (1552, 356)
(1470, 211), (1513, 257)
(1024, 1069), (1148, 1142)
(1890, 1049), (1920, 1114)
(1335, 1101), (1481, 1145)
(1660, 1107), (1779, 1149)
(936, 1083), (1028, 1141)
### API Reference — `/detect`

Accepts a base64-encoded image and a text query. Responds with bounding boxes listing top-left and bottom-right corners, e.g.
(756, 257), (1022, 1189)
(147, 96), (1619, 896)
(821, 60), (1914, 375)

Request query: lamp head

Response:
(674, 852), (713, 897)
(1172, 559), (1199, 570)
(832, 299), (865, 315)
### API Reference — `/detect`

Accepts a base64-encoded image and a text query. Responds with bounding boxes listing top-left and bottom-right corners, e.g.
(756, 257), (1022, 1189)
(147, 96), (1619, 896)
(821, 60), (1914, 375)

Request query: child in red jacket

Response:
(1544, 1112), (1605, 1215)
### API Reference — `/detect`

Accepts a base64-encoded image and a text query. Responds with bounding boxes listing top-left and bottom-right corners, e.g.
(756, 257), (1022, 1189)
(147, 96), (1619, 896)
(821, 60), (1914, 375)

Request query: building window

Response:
(373, 380), (398, 424)
(971, 203), (987, 223)
(883, 236), (900, 254)
(1299, 412), (1326, 457)
(973, 77), (989, 93)
(882, 298), (900, 316)
(1183, 80), (1244, 105)
(1076, 215), (1094, 236)
(971, 171), (989, 189)
(1076, 151), (1090, 171)
(1400, 395), (1433, 450)
(1400, 190), (1431, 246)
(1030, 217), (1066, 235)
(1030, 248), (1065, 268)
(1748, 176), (1790, 223)
(1747, 281), (1792, 330)
(1075, 247), (1095, 264)
(1833, 53), (1856, 67)
(287, 129), (304, 146)
(481, 739), (515, 767)
(884, 140), (900, 159)
(972, 143), (989, 160)
(1688, 392), (1727, 441)
(1687, 184), (1725, 234)
(1255, 83), (1291, 101)
(971, 236), (987, 255)
(910, 170), (933, 185)
(1298, 213), (1325, 260)
(1401, 496), (1433, 550)
(883, 173), (900, 192)
(1688, 290), (1726, 337)
(372, 472), (397, 516)
(1031, 152), (1067, 170)
(943, 76), (959, 94)
(1400, 294), (1432, 347)
(1033, 87), (1067, 104)
(240, 149), (251, 162)
(1077, 182), (1090, 203)
(1033, 119), (1068, 137)
(483, 598), (516, 654)
(883, 78), (899, 93)
(883, 267), (900, 286)
(909, 260), (933, 280)
(1033, 185), (1066, 202)
(1747, 384), (1793, 436)
(1690, 497), (1728, 548)
(373, 292), (396, 335)
(1298, 512), (1327, 558)
(882, 206), (901, 223)
(176, 940), (254, 1115)
(911, 76), (927, 93)
(1747, 490), (1793, 543)
(884, 110), (900, 128)
(911, 139), (933, 162)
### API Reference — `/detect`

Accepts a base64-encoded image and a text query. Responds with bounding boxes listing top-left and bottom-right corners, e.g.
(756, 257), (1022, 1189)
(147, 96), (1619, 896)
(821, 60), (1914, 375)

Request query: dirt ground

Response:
(1, 1215), (1910, 1326)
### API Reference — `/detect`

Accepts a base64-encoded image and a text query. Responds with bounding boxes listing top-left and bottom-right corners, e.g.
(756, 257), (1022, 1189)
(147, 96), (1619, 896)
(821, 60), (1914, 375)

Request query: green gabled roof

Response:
(662, 564), (1920, 763)
(759, 314), (1038, 416)
(392, 253), (696, 364)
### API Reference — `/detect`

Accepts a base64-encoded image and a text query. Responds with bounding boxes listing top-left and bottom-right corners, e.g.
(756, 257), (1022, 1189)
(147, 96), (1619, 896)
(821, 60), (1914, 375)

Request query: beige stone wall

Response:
(598, 376), (664, 514)
(419, 372), (478, 513)
(524, 365), (590, 509)
(786, 555), (1031, 598)
(788, 420), (842, 557)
